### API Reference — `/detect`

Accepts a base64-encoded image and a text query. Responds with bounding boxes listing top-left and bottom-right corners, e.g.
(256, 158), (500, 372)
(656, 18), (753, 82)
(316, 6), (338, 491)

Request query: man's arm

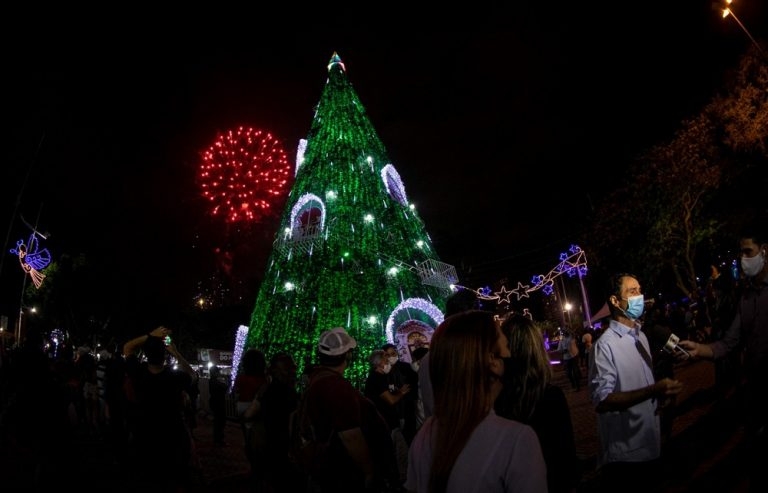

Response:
(338, 427), (375, 486)
(595, 377), (683, 413)
(166, 342), (198, 381)
(379, 383), (411, 406)
(679, 307), (740, 360)
(122, 326), (169, 357)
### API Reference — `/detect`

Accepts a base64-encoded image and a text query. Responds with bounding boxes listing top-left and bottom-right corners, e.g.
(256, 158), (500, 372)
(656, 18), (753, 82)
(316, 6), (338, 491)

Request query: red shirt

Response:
(233, 373), (268, 402)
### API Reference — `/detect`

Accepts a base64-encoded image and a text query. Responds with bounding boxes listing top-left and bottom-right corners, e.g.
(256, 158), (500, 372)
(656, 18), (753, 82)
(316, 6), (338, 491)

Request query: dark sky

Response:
(1, 3), (765, 324)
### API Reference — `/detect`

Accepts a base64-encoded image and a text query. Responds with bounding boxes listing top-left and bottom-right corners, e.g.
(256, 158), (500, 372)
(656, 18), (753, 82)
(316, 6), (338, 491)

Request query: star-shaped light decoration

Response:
(477, 286), (494, 299)
(511, 281), (531, 300)
(494, 285), (513, 304)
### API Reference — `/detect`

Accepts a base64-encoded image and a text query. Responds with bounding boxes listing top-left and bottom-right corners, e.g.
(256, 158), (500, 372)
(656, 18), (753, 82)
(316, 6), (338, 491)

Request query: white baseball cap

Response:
(318, 327), (357, 356)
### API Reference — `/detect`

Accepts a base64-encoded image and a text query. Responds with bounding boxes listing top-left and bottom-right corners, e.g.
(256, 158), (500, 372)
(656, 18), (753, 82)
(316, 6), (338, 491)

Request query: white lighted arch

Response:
(290, 193), (326, 232)
(381, 164), (408, 206)
(385, 297), (444, 343)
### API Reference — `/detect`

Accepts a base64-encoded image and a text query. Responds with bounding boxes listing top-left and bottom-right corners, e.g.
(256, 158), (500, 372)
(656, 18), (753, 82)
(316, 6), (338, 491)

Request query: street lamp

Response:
(564, 302), (573, 328)
(718, 0), (767, 59)
(15, 305), (37, 345)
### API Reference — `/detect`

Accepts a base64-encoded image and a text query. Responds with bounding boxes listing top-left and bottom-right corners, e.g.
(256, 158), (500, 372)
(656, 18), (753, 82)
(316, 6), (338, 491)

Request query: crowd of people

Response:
(1, 220), (765, 493)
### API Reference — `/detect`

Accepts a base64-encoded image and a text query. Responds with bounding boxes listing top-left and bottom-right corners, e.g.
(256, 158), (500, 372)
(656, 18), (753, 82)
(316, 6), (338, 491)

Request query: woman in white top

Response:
(405, 310), (547, 493)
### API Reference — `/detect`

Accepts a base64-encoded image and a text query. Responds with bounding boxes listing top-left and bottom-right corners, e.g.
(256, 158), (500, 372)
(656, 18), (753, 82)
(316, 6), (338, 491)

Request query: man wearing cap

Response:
(303, 327), (380, 492)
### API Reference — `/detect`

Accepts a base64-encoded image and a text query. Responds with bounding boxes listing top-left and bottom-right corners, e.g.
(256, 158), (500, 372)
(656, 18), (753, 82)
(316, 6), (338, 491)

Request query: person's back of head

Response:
(501, 314), (551, 383)
(241, 348), (267, 376)
(429, 309), (504, 492)
(269, 351), (297, 386)
(445, 288), (481, 316)
(411, 346), (429, 363)
(316, 327), (357, 368)
(143, 336), (166, 366)
(498, 314), (551, 421)
(431, 310), (500, 419)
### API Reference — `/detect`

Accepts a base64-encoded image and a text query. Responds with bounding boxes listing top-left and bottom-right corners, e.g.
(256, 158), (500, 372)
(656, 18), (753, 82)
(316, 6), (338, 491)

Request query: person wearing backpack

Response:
(296, 327), (393, 492)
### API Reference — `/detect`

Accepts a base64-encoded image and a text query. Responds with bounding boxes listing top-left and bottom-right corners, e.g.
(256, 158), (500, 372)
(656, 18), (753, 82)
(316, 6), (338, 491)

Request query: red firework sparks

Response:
(199, 126), (292, 223)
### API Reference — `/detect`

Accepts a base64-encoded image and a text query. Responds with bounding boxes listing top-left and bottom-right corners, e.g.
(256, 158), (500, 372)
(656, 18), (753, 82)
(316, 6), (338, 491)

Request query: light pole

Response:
(16, 305), (36, 346)
(564, 302), (573, 329)
(719, 0), (767, 59)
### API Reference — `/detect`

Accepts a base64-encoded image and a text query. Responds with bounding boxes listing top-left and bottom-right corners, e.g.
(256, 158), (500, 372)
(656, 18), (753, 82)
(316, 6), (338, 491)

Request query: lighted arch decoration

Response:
(458, 244), (588, 306)
(289, 193), (325, 234)
(381, 164), (408, 206)
(385, 297), (444, 344)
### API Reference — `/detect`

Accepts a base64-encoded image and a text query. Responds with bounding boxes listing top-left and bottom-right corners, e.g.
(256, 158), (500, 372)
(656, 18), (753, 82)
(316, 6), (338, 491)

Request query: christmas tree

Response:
(244, 53), (457, 388)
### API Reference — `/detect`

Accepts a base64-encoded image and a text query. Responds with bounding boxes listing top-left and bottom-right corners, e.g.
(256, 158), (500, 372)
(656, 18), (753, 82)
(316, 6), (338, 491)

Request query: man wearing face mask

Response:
(679, 222), (768, 493)
(382, 343), (419, 443)
(589, 273), (684, 493)
(364, 348), (411, 484)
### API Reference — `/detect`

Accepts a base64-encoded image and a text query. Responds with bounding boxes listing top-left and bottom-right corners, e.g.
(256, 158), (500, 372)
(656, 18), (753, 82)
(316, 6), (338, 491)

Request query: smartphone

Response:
(164, 335), (172, 346)
(674, 344), (691, 359)
(663, 334), (690, 359)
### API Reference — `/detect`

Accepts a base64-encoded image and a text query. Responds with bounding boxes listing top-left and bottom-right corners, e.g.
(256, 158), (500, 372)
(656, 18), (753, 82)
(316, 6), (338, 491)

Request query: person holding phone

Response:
(678, 220), (768, 493)
(121, 326), (199, 490)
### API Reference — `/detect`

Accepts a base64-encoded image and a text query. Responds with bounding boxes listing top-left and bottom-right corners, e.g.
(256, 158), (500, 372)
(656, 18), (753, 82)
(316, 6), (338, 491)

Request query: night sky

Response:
(2, 3), (765, 329)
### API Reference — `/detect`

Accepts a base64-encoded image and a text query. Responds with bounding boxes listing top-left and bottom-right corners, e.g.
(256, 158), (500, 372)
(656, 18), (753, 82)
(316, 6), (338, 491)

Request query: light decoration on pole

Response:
(229, 324), (249, 393)
(458, 245), (594, 327)
(10, 233), (51, 289)
(459, 244), (588, 303)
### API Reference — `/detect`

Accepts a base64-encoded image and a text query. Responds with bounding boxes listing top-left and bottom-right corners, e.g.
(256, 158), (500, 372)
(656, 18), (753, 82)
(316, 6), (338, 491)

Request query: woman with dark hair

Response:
(232, 348), (269, 489)
(405, 310), (547, 493)
(495, 314), (579, 493)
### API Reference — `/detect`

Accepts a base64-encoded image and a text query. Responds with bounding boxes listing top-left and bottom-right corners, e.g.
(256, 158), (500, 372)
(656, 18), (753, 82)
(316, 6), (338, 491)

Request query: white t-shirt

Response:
(405, 410), (547, 493)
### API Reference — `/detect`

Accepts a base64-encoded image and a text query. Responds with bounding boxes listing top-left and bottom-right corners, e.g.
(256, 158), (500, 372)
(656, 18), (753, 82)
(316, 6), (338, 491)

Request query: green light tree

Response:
(244, 53), (456, 388)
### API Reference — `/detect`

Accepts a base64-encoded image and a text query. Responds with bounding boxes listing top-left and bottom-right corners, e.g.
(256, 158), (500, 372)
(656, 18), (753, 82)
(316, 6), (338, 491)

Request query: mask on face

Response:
(382, 363), (392, 374)
(410, 361), (420, 372)
(387, 356), (398, 365)
(622, 294), (645, 320)
(741, 251), (765, 278)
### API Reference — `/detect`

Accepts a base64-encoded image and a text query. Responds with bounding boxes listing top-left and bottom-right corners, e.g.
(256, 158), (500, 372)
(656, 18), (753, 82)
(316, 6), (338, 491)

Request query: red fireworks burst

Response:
(199, 126), (292, 223)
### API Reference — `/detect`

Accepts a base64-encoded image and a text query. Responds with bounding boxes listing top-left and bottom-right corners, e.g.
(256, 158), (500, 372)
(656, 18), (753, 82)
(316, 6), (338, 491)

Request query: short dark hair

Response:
(381, 343), (397, 352)
(317, 351), (348, 367)
(144, 336), (166, 365)
(738, 218), (768, 246)
(241, 348), (266, 376)
(445, 288), (480, 316)
(607, 272), (637, 298)
(411, 346), (429, 362)
(606, 272), (638, 318)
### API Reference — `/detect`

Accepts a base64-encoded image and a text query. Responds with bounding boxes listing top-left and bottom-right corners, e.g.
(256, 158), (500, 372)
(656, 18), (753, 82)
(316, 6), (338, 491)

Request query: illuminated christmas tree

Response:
(244, 53), (457, 388)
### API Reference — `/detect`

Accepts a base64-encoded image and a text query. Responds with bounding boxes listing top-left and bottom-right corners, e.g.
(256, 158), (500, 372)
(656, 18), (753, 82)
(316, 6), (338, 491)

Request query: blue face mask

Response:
(623, 294), (645, 320)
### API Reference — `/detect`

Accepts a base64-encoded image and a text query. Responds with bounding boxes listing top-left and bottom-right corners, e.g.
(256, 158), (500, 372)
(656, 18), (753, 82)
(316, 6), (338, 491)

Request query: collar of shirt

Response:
(608, 318), (641, 338)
